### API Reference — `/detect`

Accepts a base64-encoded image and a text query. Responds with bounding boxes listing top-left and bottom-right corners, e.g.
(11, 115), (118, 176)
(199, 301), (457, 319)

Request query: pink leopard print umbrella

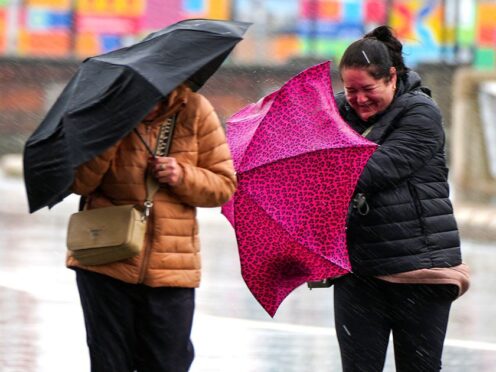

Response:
(221, 61), (377, 317)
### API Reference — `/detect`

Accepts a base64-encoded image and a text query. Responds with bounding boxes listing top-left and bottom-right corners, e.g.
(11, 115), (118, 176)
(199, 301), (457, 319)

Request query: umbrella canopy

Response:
(221, 61), (377, 317)
(24, 18), (250, 213)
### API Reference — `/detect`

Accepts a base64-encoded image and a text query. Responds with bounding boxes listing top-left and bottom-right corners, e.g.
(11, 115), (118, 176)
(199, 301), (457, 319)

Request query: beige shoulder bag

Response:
(66, 115), (177, 265)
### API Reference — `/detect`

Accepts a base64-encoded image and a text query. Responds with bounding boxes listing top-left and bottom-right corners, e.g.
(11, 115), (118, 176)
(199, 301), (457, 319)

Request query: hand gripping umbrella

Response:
(221, 61), (377, 317)
(24, 19), (250, 213)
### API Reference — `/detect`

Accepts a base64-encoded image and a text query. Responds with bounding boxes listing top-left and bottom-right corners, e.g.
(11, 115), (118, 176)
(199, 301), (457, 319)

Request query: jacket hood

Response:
(397, 70), (431, 98)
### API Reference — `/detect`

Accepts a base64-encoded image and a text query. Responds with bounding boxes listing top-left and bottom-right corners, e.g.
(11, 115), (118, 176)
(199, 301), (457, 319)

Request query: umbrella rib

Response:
(141, 26), (244, 44)
(89, 60), (164, 97)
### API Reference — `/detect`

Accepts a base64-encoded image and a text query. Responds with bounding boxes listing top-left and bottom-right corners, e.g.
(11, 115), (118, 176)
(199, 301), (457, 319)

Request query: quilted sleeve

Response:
(170, 98), (237, 207)
(71, 143), (119, 196)
(356, 96), (445, 194)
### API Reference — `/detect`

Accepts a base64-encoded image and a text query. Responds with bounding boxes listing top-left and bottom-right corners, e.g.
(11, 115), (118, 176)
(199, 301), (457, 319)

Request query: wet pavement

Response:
(1, 172), (496, 371)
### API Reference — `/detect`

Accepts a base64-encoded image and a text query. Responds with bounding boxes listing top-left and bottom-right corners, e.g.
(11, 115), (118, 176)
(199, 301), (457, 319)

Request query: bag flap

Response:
(67, 204), (145, 250)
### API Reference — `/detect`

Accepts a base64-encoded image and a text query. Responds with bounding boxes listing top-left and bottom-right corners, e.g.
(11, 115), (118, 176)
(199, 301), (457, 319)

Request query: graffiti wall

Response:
(0, 0), (493, 68)
(0, 0), (230, 58)
(235, 0), (492, 68)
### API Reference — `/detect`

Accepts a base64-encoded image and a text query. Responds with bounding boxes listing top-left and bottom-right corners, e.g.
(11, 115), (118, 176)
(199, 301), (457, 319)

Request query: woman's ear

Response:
(390, 66), (397, 85)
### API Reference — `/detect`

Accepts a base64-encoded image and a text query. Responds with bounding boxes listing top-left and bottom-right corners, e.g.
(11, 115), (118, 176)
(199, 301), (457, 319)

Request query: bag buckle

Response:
(144, 200), (153, 219)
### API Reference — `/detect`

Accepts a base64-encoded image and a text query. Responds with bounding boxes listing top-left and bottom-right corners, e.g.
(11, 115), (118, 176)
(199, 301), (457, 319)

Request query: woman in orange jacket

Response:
(68, 83), (236, 372)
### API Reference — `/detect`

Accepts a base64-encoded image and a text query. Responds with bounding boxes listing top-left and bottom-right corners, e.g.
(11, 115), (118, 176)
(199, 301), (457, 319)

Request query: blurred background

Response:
(1, 1), (495, 371)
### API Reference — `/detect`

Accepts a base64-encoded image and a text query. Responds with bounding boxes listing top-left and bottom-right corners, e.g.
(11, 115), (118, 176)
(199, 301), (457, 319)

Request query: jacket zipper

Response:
(138, 213), (154, 283)
(407, 182), (430, 251)
(138, 125), (155, 284)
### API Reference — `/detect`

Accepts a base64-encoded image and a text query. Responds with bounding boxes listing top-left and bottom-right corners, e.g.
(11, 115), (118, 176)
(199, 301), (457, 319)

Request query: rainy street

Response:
(1, 172), (495, 372)
(2, 0), (496, 371)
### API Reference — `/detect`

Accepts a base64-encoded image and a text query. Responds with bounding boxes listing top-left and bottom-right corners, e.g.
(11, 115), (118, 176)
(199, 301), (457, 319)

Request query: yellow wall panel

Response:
(77, 0), (145, 16)
(208, 0), (230, 20)
(426, 5), (443, 44)
(27, 0), (72, 9)
(478, 4), (496, 25)
(75, 32), (99, 58)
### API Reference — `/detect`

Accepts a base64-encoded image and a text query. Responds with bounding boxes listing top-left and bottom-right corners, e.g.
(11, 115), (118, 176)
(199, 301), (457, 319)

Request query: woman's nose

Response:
(356, 92), (368, 104)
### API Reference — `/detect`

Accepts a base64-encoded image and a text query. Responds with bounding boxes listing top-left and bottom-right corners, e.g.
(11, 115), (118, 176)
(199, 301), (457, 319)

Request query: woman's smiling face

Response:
(341, 67), (397, 122)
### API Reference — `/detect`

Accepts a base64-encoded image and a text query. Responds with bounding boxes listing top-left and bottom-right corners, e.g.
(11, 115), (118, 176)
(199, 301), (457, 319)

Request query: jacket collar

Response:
(164, 84), (190, 116)
(395, 70), (425, 97)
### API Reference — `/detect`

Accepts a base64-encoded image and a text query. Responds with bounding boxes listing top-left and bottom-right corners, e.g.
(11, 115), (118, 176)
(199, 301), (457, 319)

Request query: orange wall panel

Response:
(18, 30), (71, 57)
(319, 0), (341, 21)
(75, 32), (99, 57)
(273, 35), (301, 63)
(478, 4), (496, 25)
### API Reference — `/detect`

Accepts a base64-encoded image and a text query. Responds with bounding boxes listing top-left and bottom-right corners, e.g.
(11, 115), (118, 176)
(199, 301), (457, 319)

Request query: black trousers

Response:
(75, 269), (195, 372)
(334, 275), (457, 372)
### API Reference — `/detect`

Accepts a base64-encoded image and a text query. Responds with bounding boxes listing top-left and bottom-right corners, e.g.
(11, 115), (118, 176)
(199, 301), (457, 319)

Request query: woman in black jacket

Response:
(333, 26), (469, 372)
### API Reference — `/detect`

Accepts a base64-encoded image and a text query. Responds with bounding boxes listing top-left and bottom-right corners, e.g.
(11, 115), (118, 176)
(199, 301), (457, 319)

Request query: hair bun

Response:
(361, 25), (408, 76)
(367, 25), (394, 42)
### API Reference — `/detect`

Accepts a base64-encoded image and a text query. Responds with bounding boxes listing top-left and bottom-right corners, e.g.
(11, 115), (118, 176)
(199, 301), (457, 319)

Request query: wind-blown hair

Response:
(339, 26), (409, 82)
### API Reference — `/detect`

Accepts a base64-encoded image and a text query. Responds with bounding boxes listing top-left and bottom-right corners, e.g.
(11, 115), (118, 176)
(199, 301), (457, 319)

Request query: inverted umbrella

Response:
(24, 18), (250, 213)
(221, 61), (377, 317)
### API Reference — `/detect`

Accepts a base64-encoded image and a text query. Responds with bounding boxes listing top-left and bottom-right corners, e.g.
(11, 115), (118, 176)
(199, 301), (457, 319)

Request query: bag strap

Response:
(134, 114), (177, 157)
(135, 114), (178, 218)
(155, 114), (177, 157)
(362, 124), (375, 138)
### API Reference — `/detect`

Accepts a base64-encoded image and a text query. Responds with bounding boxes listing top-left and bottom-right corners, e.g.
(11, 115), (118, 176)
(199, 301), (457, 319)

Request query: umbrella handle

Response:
(352, 193), (370, 216)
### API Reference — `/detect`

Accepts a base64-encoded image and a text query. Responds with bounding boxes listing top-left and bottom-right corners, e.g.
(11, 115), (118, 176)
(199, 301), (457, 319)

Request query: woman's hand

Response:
(150, 156), (183, 186)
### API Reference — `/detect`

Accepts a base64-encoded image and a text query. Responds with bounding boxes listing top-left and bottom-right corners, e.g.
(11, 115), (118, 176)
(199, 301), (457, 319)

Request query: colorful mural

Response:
(0, 0), (493, 68)
(0, 0), (231, 58)
(236, 0), (494, 68)
(18, 0), (73, 56)
(74, 0), (145, 56)
(297, 0), (385, 61)
(295, 0), (474, 66)
(390, 0), (446, 65)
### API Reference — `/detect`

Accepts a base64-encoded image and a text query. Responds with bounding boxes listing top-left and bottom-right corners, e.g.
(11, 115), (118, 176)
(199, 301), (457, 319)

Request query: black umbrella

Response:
(23, 19), (250, 213)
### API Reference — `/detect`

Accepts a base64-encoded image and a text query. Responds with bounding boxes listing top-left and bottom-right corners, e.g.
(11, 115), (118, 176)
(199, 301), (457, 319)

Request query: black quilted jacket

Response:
(336, 71), (462, 276)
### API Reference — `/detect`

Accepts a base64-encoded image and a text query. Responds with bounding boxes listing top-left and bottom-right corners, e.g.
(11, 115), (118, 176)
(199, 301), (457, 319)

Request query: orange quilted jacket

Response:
(67, 85), (236, 288)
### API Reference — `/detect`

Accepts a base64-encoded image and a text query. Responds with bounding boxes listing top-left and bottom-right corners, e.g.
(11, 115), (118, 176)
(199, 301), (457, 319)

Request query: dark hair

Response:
(339, 26), (409, 81)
